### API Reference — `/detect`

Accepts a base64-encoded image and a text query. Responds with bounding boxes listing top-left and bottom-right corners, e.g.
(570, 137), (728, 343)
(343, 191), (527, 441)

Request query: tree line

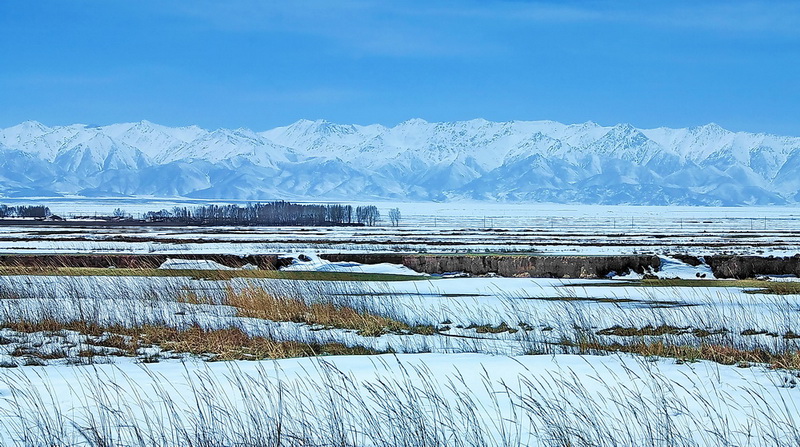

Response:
(144, 202), (382, 226)
(0, 205), (51, 218)
(0, 201), (396, 227)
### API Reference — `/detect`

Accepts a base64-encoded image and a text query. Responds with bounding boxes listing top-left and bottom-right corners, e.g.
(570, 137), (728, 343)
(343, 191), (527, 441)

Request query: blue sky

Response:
(1, 1), (798, 134)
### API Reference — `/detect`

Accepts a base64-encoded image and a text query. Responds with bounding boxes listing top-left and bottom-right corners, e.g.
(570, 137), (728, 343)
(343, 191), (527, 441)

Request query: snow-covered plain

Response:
(0, 202), (799, 256)
(0, 268), (797, 361)
(2, 353), (800, 446)
(0, 269), (799, 444)
(0, 202), (799, 445)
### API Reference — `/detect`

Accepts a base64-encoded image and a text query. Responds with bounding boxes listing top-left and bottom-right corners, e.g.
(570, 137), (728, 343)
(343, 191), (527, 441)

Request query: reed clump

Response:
(224, 286), (433, 337)
(570, 338), (800, 369)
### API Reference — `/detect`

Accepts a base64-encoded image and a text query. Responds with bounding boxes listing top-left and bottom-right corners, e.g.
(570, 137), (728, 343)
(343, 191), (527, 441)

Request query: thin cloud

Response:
(149, 1), (514, 58)
(148, 0), (800, 64)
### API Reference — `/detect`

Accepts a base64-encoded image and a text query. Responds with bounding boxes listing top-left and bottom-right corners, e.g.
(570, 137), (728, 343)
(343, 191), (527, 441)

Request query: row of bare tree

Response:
(143, 202), (384, 226)
(0, 205), (51, 218)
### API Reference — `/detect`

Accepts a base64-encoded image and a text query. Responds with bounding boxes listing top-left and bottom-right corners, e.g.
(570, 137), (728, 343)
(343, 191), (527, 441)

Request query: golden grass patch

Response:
(224, 286), (434, 336)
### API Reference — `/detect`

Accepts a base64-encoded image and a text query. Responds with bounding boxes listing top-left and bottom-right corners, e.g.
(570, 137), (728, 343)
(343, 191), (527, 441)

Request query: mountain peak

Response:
(611, 123), (638, 132)
(694, 122), (728, 134)
(8, 120), (51, 134)
(19, 120), (49, 129)
(291, 118), (331, 127)
(134, 119), (163, 129)
(397, 118), (429, 126)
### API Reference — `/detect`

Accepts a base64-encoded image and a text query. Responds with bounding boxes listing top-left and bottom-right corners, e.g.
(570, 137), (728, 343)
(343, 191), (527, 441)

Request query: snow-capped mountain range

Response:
(2, 118), (799, 205)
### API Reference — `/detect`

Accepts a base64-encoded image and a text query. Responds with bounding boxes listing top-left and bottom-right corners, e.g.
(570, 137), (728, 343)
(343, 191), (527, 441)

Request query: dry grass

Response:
(0, 319), (383, 361)
(569, 338), (800, 369)
(466, 322), (518, 334)
(2, 319), (109, 336)
(580, 278), (800, 295)
(644, 278), (800, 295)
(597, 324), (728, 337)
(138, 325), (381, 360)
(224, 286), (435, 336)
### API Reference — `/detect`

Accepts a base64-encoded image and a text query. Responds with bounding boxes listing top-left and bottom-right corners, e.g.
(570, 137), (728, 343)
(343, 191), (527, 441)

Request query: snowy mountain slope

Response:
(1, 119), (799, 205)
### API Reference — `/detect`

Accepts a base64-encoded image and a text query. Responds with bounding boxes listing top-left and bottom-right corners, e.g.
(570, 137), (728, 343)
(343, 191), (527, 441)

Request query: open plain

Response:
(0, 202), (799, 445)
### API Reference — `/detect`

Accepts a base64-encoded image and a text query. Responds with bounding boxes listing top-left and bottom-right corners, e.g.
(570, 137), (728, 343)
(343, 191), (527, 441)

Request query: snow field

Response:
(1, 202), (799, 256)
(0, 256), (799, 445)
(0, 273), (798, 363)
(279, 252), (426, 276)
(1, 353), (799, 446)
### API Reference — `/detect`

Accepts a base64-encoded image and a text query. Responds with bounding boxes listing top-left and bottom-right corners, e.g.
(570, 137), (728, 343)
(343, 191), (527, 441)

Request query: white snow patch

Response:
(613, 256), (715, 280)
(761, 275), (800, 282)
(280, 252), (426, 276)
(158, 258), (235, 270)
(656, 256), (715, 279)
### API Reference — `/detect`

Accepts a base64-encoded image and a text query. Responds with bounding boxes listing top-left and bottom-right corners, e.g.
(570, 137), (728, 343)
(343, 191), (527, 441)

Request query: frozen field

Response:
(0, 271), (799, 445)
(4, 198), (800, 227)
(0, 200), (799, 445)
(3, 353), (800, 446)
(0, 267), (797, 359)
(1, 201), (800, 256)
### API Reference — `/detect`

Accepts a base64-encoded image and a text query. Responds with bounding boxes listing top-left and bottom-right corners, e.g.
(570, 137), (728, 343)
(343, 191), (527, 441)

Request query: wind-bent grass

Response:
(2, 269), (800, 446)
(1, 354), (799, 446)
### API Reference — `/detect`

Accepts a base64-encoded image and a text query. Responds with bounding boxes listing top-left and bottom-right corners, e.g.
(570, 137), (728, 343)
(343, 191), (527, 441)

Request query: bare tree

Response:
(356, 205), (380, 226)
(388, 208), (401, 227)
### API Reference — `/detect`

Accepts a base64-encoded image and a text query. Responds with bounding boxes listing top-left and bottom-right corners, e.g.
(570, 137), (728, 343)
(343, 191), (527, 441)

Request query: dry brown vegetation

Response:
(222, 286), (435, 336)
(565, 278), (800, 295)
(140, 326), (382, 360)
(639, 278), (800, 294)
(567, 337), (800, 370)
(597, 324), (728, 337)
(1, 319), (382, 361)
